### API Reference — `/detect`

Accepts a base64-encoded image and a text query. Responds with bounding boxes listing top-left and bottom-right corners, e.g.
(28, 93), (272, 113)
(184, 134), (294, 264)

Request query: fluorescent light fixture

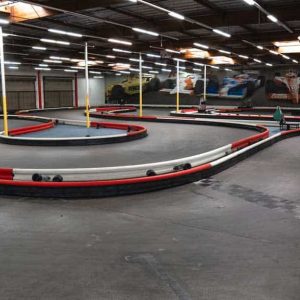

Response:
(8, 66), (18, 69)
(149, 70), (159, 74)
(266, 63), (273, 66)
(269, 50), (279, 55)
(193, 42), (209, 49)
(0, 18), (9, 25)
(162, 68), (171, 72)
(48, 29), (82, 38)
(293, 59), (298, 63)
(35, 67), (51, 71)
(64, 69), (78, 73)
(165, 49), (181, 54)
(173, 58), (186, 62)
(89, 71), (102, 74)
(155, 62), (167, 66)
(116, 73), (122, 76)
(225, 68), (233, 71)
(113, 48), (132, 54)
(178, 66), (186, 70)
(133, 27), (159, 36)
(43, 59), (62, 63)
(39, 64), (48, 67)
(129, 68), (139, 72)
(116, 63), (131, 67)
(129, 58), (143, 62)
(242, 0), (255, 5)
(119, 70), (131, 74)
(253, 58), (262, 63)
(281, 54), (290, 60)
(193, 68), (202, 72)
(213, 29), (231, 38)
(210, 66), (220, 69)
(94, 76), (104, 79)
(106, 55), (116, 59)
(4, 61), (21, 65)
(142, 66), (153, 69)
(219, 49), (231, 54)
(50, 56), (71, 61)
(194, 62), (204, 66)
(108, 38), (132, 46)
(129, 0), (138, 2)
(41, 38), (70, 45)
(168, 11), (185, 20)
(71, 66), (85, 69)
(238, 55), (249, 59)
(267, 15), (278, 23)
(32, 46), (47, 50)
(257, 45), (264, 50)
(146, 53), (160, 58)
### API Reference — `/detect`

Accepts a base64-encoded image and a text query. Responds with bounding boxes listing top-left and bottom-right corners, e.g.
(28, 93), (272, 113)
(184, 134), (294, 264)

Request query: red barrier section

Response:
(231, 127), (269, 150)
(9, 121), (55, 136)
(2, 163), (212, 188)
(90, 121), (146, 133)
(0, 168), (13, 180)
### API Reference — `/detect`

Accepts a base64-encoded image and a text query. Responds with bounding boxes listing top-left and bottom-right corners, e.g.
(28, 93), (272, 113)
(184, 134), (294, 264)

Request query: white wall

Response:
(78, 78), (105, 107)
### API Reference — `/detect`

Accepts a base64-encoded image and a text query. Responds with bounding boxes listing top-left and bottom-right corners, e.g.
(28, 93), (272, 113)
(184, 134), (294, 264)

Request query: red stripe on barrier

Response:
(0, 168), (13, 180)
(231, 127), (269, 150)
(9, 121), (55, 136)
(95, 106), (136, 112)
(5, 163), (212, 188)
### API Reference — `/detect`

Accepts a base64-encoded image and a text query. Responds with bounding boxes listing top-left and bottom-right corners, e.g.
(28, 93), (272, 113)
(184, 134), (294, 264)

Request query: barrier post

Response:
(176, 59), (180, 113)
(0, 26), (8, 136)
(139, 52), (143, 117)
(85, 42), (90, 128)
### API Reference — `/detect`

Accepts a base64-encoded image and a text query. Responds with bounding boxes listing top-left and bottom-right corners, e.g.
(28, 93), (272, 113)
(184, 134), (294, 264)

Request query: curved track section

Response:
(0, 107), (274, 198)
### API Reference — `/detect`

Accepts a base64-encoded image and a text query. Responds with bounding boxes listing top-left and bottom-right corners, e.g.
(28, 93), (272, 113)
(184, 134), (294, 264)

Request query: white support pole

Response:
(85, 42), (90, 128)
(0, 26), (8, 136)
(203, 64), (207, 102)
(139, 52), (143, 117)
(176, 59), (180, 113)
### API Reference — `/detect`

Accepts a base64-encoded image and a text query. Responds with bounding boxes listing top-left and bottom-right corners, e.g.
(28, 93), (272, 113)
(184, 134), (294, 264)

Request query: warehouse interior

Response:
(0, 1), (300, 299)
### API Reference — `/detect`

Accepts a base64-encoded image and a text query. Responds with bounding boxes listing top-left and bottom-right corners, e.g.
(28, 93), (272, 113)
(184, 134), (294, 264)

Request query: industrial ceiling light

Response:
(281, 54), (290, 60)
(0, 18), (9, 25)
(257, 45), (264, 50)
(39, 64), (48, 67)
(162, 68), (171, 72)
(8, 66), (18, 69)
(238, 55), (249, 59)
(173, 58), (186, 62)
(210, 66), (220, 69)
(129, 68), (140, 72)
(32, 46), (46, 50)
(147, 53), (160, 58)
(269, 50), (279, 55)
(149, 70), (159, 74)
(193, 42), (209, 49)
(133, 27), (159, 36)
(219, 49), (231, 54)
(225, 68), (233, 71)
(64, 69), (78, 73)
(89, 71), (102, 74)
(266, 63), (273, 66)
(4, 61), (21, 64)
(48, 29), (82, 38)
(113, 48), (132, 54)
(213, 29), (231, 38)
(50, 56), (71, 61)
(194, 62), (204, 66)
(129, 58), (143, 62)
(155, 62), (167, 66)
(43, 59), (62, 63)
(108, 38), (132, 46)
(193, 68), (202, 72)
(35, 67), (51, 71)
(165, 49), (181, 54)
(253, 58), (262, 63)
(293, 59), (298, 63)
(168, 11), (185, 20)
(41, 38), (70, 45)
(242, 0), (255, 5)
(119, 70), (131, 74)
(142, 66), (153, 69)
(267, 15), (278, 23)
(106, 55), (116, 59)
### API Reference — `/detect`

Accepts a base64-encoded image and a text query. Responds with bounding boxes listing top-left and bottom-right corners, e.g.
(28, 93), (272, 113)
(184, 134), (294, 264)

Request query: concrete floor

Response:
(0, 109), (299, 299)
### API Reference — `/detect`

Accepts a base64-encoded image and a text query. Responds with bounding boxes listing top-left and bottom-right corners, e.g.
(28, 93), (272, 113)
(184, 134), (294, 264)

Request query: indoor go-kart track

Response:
(1, 108), (300, 300)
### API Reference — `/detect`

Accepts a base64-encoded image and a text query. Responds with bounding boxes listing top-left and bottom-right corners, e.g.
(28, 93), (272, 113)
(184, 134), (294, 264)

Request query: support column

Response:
(139, 52), (143, 117)
(0, 26), (8, 136)
(74, 73), (78, 108)
(203, 64), (207, 102)
(176, 59), (180, 113)
(85, 42), (90, 128)
(37, 70), (44, 109)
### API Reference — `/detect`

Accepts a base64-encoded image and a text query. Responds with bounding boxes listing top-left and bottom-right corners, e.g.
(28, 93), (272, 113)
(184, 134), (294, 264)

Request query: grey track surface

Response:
(0, 136), (299, 300)
(0, 109), (254, 169)
(21, 124), (126, 138)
